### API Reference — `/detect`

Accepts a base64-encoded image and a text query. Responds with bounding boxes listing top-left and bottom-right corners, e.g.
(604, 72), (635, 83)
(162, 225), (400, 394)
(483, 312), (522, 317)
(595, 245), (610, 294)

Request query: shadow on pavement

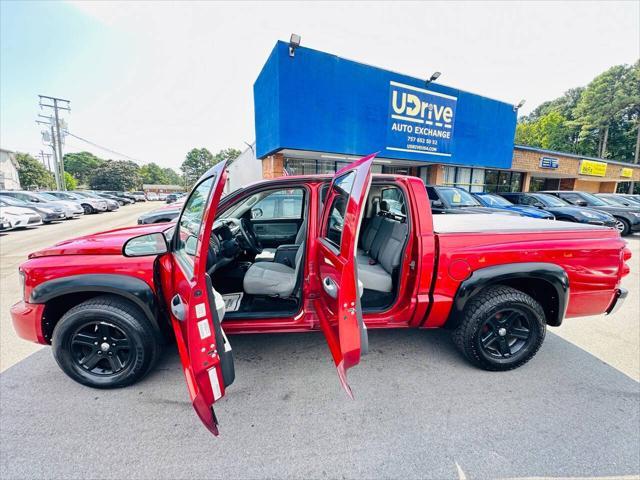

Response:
(1, 328), (639, 479)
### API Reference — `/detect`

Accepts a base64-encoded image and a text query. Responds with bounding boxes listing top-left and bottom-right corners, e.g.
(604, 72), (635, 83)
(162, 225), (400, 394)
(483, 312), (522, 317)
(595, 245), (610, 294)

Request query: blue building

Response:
(245, 40), (638, 193)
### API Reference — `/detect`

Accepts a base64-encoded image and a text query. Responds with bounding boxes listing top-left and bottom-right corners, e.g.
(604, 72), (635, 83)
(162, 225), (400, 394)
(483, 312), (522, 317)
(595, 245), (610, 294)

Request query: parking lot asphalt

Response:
(0, 210), (638, 479)
(0, 201), (160, 372)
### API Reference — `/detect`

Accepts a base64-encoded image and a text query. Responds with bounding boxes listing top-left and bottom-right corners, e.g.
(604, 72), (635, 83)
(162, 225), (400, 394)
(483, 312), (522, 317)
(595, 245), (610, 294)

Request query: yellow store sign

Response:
(579, 159), (607, 177)
(621, 167), (633, 178)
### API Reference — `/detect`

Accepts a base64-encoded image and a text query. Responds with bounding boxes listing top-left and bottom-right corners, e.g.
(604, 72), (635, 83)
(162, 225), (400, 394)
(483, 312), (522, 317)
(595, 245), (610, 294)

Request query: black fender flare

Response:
(30, 274), (160, 330)
(452, 262), (569, 326)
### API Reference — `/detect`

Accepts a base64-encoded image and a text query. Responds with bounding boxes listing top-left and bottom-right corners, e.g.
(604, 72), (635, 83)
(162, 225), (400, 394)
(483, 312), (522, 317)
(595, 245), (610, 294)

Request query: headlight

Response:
(630, 212), (640, 218)
(580, 210), (598, 219)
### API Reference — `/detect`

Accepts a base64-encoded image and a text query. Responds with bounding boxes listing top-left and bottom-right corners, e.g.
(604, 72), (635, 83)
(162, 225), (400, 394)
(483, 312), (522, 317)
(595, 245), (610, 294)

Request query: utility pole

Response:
(36, 115), (60, 189)
(39, 95), (70, 190)
(38, 150), (53, 171)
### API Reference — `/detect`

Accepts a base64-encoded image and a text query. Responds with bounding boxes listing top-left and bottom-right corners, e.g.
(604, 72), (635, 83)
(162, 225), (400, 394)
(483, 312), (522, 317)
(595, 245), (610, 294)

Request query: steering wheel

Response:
(226, 218), (262, 255)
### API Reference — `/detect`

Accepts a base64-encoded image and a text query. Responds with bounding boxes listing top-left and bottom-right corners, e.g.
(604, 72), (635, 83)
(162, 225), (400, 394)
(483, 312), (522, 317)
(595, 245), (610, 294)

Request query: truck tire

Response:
(452, 285), (546, 371)
(52, 295), (162, 389)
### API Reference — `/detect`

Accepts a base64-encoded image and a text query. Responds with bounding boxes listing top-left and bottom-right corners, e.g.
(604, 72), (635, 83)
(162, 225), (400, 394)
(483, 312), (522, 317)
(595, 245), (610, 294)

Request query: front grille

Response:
(28, 216), (41, 224)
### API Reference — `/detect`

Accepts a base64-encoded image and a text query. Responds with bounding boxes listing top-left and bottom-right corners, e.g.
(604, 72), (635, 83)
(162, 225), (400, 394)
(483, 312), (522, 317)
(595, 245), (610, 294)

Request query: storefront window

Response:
(529, 177), (560, 192)
(443, 166), (456, 185)
(284, 158), (382, 176)
(470, 169), (485, 192)
(484, 169), (524, 193)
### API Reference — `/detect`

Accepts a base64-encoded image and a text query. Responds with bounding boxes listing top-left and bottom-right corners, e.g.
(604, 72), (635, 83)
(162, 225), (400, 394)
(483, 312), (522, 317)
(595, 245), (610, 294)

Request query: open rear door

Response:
(314, 153), (375, 397)
(169, 161), (234, 435)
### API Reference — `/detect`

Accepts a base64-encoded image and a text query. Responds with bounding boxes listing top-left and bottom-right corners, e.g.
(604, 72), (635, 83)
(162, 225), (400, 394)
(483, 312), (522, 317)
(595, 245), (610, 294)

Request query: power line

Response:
(65, 131), (145, 164)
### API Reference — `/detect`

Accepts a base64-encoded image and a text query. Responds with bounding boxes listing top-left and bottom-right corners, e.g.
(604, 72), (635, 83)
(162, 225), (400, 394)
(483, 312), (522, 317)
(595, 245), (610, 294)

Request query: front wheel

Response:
(82, 203), (94, 215)
(52, 295), (161, 388)
(614, 217), (630, 236)
(452, 286), (546, 371)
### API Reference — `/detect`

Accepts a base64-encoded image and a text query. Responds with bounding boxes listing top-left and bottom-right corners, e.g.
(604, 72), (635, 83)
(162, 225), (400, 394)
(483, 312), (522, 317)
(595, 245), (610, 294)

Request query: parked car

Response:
(137, 204), (181, 224)
(146, 192), (159, 201)
(499, 192), (617, 228)
(158, 193), (168, 201)
(0, 215), (11, 231)
(130, 191), (147, 202)
(44, 191), (108, 215)
(11, 156), (632, 436)
(0, 190), (83, 219)
(596, 193), (640, 208)
(617, 194), (640, 205)
(166, 193), (179, 204)
(105, 191), (137, 203)
(0, 203), (42, 229)
(473, 193), (555, 219)
(73, 191), (119, 211)
(0, 196), (66, 223)
(426, 185), (520, 215)
(542, 190), (640, 236)
(93, 192), (133, 206)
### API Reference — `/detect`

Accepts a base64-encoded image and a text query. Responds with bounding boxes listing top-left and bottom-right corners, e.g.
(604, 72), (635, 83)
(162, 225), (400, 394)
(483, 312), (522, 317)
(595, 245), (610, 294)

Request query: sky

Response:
(1, 1), (638, 171)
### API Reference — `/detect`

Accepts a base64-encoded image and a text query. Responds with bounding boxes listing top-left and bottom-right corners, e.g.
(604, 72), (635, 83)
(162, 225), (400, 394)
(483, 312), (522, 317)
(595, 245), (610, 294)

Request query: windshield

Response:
(0, 196), (25, 206)
(438, 187), (480, 207)
(599, 195), (625, 206)
(579, 192), (609, 206)
(36, 192), (60, 202)
(532, 193), (568, 207)
(478, 194), (512, 207)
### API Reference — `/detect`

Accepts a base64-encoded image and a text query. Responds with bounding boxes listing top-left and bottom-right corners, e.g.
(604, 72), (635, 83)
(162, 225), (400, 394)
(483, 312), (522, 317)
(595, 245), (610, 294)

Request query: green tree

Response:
(140, 162), (169, 185)
(162, 167), (183, 185)
(64, 171), (78, 190)
(180, 147), (242, 188)
(89, 160), (142, 191)
(515, 111), (574, 152)
(63, 151), (105, 185)
(15, 152), (55, 189)
(181, 148), (215, 187)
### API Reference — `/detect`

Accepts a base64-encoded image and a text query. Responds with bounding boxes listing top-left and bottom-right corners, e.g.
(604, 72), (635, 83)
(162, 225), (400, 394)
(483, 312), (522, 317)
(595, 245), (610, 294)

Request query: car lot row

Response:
(0, 189), (166, 232)
(137, 184), (640, 236)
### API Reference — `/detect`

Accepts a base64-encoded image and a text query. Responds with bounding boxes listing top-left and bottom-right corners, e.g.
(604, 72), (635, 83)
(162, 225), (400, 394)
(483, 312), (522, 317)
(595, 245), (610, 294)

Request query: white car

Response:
(0, 205), (43, 229)
(36, 192), (85, 218)
(0, 215), (11, 231)
(44, 191), (107, 214)
(146, 192), (159, 201)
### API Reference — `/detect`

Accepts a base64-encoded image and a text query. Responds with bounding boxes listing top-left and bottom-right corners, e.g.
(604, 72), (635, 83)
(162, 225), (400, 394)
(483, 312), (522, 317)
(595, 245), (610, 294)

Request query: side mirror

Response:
(574, 200), (588, 207)
(251, 207), (263, 219)
(430, 200), (443, 208)
(123, 232), (168, 257)
(533, 202), (545, 208)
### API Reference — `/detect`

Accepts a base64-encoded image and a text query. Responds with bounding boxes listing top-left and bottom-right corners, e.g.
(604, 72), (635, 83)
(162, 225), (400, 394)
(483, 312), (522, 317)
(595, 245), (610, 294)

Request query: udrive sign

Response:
(386, 81), (458, 158)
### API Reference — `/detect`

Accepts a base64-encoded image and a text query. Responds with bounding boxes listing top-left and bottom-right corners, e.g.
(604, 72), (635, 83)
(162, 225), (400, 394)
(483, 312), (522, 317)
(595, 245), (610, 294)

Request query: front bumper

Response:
(43, 212), (66, 222)
(606, 288), (628, 315)
(10, 301), (47, 344)
(1, 221), (11, 231)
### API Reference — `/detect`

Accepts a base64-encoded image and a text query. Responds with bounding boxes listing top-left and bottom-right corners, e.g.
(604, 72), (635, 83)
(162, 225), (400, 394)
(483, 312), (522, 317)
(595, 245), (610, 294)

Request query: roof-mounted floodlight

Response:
(514, 99), (526, 112)
(289, 33), (301, 57)
(425, 71), (441, 85)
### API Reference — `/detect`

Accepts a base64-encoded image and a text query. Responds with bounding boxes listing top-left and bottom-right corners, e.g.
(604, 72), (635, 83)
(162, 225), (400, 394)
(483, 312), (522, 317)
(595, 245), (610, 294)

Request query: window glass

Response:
(443, 166), (456, 185)
(438, 187), (479, 207)
(381, 187), (406, 215)
(470, 169), (485, 192)
(252, 189), (303, 219)
(576, 192), (608, 206)
(558, 193), (583, 205)
(317, 159), (337, 174)
(323, 170), (355, 249)
(175, 176), (214, 273)
(533, 193), (567, 207)
(480, 194), (511, 207)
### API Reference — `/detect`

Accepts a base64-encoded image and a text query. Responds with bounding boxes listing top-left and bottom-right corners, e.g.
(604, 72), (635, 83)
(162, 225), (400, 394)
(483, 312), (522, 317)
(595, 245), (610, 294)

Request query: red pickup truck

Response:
(11, 155), (631, 435)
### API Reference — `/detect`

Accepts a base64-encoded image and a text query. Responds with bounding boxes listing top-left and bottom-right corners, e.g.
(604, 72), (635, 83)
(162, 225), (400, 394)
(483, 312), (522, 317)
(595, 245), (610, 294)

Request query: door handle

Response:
(171, 294), (186, 321)
(322, 276), (339, 299)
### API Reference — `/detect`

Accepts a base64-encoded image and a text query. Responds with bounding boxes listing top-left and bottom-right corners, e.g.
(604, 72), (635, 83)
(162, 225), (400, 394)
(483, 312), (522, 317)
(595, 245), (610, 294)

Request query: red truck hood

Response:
(29, 223), (171, 258)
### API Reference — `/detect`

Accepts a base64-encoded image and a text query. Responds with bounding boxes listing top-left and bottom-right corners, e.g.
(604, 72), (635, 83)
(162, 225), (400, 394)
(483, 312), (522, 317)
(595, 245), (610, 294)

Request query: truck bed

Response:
(433, 214), (612, 234)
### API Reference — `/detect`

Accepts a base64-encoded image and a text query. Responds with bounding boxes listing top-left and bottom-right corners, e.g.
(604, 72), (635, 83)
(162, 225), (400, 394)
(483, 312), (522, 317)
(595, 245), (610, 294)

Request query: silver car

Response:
(0, 191), (83, 220)
(44, 191), (107, 215)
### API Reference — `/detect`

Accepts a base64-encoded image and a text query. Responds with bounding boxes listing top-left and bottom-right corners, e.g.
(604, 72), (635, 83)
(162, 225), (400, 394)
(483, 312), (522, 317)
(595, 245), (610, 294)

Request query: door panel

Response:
(251, 218), (301, 247)
(314, 153), (375, 397)
(169, 161), (233, 436)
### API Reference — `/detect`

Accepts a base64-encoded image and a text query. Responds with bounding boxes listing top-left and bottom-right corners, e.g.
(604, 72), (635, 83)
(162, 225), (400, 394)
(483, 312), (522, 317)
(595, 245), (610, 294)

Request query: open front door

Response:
(169, 161), (233, 435)
(315, 153), (375, 397)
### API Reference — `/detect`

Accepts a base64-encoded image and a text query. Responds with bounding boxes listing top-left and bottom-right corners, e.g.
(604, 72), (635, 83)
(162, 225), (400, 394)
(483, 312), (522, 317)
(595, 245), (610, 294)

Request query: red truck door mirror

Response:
(123, 232), (168, 257)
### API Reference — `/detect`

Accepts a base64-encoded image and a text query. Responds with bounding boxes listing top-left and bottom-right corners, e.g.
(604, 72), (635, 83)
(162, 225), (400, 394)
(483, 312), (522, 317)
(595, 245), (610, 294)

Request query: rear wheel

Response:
(452, 286), (546, 371)
(52, 295), (161, 388)
(614, 217), (630, 236)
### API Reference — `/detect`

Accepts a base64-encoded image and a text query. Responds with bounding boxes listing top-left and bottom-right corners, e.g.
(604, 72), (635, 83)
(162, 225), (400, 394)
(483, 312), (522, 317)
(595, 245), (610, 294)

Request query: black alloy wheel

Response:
(70, 322), (133, 375)
(82, 203), (94, 215)
(478, 308), (533, 359)
(614, 218), (630, 236)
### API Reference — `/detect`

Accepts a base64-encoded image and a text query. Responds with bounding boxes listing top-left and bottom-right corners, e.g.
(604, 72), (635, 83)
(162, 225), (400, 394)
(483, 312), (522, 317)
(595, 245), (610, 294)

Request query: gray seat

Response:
(243, 241), (305, 297)
(356, 215), (407, 293)
(254, 217), (308, 262)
